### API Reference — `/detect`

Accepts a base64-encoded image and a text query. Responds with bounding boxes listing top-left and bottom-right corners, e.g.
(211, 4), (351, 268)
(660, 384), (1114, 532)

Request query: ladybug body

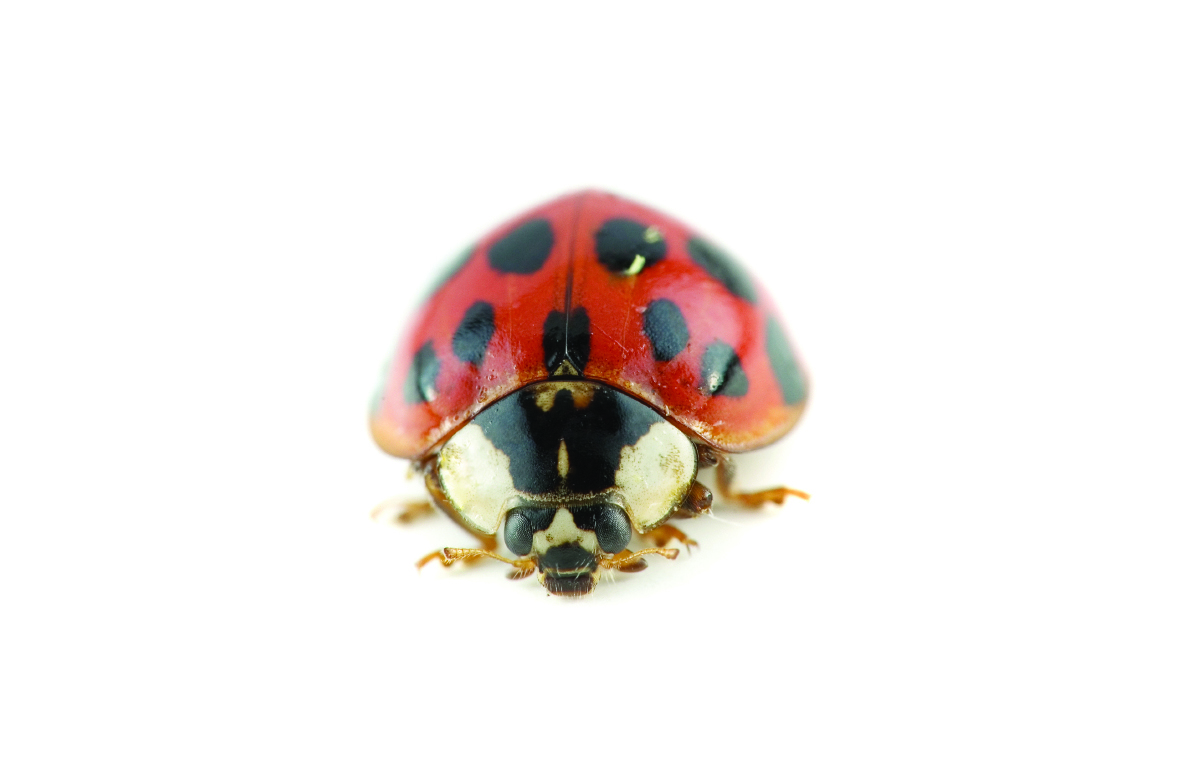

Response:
(372, 191), (808, 595)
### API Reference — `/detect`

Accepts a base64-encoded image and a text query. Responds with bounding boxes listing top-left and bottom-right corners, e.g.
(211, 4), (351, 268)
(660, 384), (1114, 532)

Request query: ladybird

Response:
(371, 190), (808, 596)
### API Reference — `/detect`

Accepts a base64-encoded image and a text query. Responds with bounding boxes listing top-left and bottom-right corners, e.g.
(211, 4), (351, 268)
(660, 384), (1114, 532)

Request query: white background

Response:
(2, 2), (1187, 765)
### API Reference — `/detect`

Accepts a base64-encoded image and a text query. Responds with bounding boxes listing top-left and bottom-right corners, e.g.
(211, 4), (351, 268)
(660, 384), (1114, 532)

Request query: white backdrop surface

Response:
(2, 2), (1187, 765)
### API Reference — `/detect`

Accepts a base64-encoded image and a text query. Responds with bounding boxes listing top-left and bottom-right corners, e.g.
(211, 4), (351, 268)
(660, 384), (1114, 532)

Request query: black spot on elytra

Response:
(543, 308), (591, 375)
(451, 301), (495, 366)
(403, 342), (440, 403)
(766, 316), (807, 405)
(488, 218), (555, 274)
(473, 384), (663, 495)
(595, 218), (667, 274)
(687, 237), (757, 303)
(700, 341), (749, 397)
(642, 298), (689, 361)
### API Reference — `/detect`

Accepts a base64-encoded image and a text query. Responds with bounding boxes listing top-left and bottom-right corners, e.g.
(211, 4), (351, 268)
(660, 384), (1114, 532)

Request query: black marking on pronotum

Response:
(451, 301), (496, 365)
(543, 307), (591, 376)
(686, 237), (757, 303)
(488, 218), (555, 274)
(594, 218), (667, 274)
(642, 298), (689, 362)
(403, 341), (440, 403)
(700, 341), (749, 397)
(473, 384), (663, 495)
(766, 316), (807, 405)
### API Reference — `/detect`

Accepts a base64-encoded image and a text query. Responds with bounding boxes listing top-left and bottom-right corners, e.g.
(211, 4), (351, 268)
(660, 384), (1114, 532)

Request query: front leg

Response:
(371, 456), (445, 524)
(670, 480), (713, 519)
(370, 497), (437, 524)
(417, 544), (536, 580)
(599, 547), (680, 573)
(416, 534), (500, 570)
(641, 524), (698, 552)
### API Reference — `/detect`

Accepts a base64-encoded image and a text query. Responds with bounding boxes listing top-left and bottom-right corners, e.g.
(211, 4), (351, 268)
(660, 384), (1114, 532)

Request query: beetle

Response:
(371, 190), (808, 595)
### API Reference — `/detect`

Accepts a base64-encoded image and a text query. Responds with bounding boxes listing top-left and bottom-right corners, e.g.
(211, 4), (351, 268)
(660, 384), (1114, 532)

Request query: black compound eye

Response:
(593, 504), (632, 554)
(503, 511), (534, 556)
(503, 507), (554, 556)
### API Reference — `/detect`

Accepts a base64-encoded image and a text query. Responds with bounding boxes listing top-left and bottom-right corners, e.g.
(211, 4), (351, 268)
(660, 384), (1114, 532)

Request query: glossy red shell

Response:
(371, 191), (807, 459)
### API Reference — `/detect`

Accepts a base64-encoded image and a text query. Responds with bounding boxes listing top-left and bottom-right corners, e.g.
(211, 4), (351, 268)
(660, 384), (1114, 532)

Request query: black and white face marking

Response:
(434, 381), (698, 538)
(504, 502), (633, 556)
(502, 504), (632, 596)
(525, 508), (600, 594)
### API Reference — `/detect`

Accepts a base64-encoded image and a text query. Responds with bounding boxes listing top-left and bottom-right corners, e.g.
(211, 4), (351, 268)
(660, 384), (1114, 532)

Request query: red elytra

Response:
(370, 190), (807, 460)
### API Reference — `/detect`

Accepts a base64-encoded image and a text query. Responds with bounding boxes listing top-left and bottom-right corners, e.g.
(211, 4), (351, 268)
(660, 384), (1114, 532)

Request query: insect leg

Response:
(712, 454), (810, 508)
(640, 524), (698, 553)
(415, 535), (501, 570)
(370, 497), (437, 524)
(599, 547), (679, 574)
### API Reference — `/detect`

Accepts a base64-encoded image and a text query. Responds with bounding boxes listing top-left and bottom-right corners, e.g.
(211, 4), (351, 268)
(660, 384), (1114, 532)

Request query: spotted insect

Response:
(371, 191), (809, 595)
